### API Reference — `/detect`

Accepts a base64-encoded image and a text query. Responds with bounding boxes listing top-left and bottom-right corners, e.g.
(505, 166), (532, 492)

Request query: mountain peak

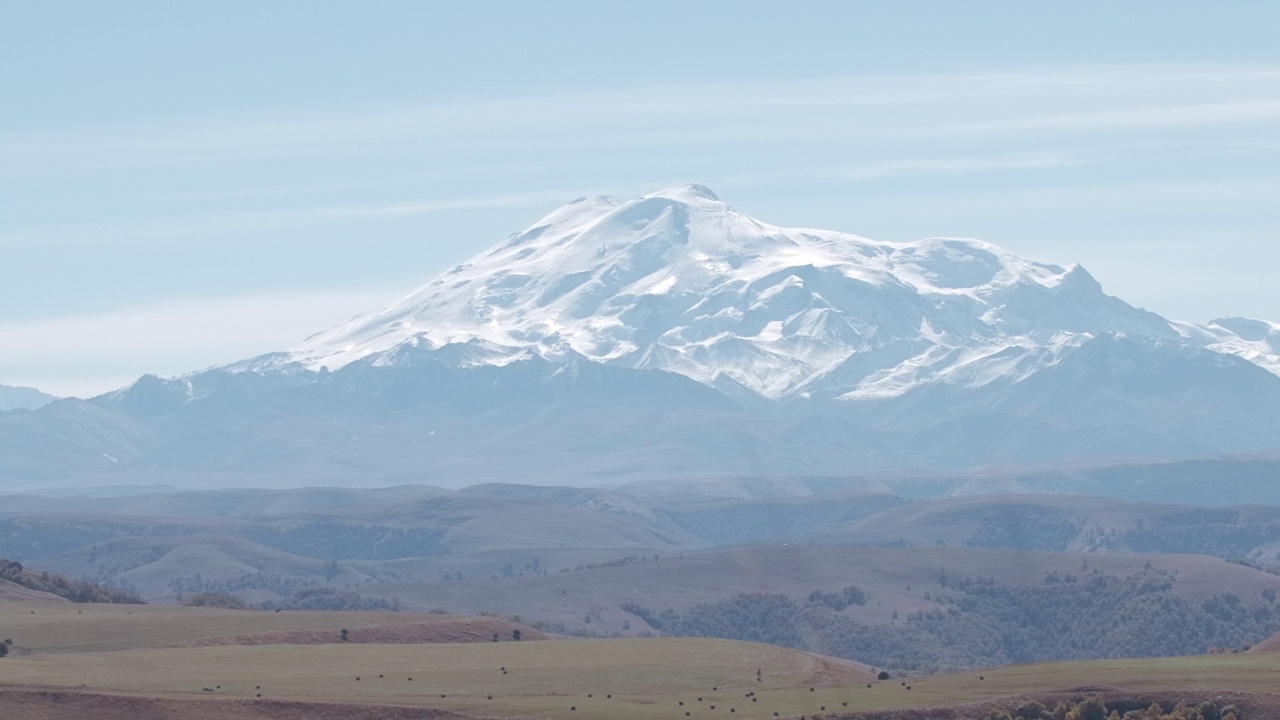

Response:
(277, 185), (1209, 401)
(644, 183), (722, 203)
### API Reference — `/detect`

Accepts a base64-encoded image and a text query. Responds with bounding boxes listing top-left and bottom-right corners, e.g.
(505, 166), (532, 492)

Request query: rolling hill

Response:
(10, 485), (1280, 672)
(0, 601), (1276, 720)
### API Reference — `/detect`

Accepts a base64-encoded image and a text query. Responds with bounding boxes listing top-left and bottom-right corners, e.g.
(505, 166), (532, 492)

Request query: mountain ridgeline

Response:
(3, 185), (1280, 489)
(0, 384), (57, 412)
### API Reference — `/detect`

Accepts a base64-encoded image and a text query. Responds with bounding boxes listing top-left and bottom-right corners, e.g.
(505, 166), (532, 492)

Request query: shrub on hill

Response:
(0, 558), (142, 604)
(807, 585), (869, 611)
(950, 695), (1240, 720)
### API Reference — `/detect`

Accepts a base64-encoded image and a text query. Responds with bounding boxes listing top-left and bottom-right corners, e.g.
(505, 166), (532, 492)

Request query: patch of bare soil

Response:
(0, 690), (482, 720)
(169, 618), (549, 648)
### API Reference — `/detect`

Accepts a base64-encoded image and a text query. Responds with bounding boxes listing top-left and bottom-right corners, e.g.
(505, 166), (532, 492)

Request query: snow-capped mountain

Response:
(285, 184), (1274, 404)
(5, 185), (1280, 490)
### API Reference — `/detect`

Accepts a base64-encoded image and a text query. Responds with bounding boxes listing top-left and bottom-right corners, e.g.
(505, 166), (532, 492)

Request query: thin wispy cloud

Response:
(0, 289), (398, 397)
(710, 153), (1092, 189)
(0, 189), (603, 247)
(4, 63), (1278, 174)
(944, 100), (1280, 135)
(0, 153), (1093, 248)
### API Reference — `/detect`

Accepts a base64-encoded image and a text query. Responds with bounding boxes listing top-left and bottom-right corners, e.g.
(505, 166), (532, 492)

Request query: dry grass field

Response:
(0, 601), (544, 654)
(3, 601), (1280, 719)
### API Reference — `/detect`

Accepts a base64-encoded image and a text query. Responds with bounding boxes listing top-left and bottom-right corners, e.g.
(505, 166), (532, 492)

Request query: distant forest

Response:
(620, 568), (1280, 674)
(965, 506), (1280, 560)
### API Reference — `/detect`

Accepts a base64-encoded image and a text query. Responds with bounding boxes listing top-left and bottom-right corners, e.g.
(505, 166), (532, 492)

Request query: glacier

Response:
(282, 184), (1278, 404)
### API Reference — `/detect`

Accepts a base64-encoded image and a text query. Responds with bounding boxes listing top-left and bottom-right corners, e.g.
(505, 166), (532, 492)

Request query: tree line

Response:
(622, 568), (1280, 674)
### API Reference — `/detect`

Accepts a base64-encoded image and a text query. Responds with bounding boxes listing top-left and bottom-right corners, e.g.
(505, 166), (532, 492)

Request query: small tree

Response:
(1014, 700), (1047, 719)
(512, 629), (522, 641)
(1075, 696), (1107, 720)
(340, 628), (349, 642)
(876, 671), (890, 681)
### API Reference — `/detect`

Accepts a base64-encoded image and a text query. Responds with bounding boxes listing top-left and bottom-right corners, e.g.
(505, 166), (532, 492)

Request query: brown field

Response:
(3, 601), (1280, 719)
(0, 601), (544, 654)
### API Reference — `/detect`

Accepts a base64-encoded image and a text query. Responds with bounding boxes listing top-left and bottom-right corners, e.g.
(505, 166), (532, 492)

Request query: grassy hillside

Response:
(835, 493), (1280, 560)
(1244, 629), (1280, 653)
(13, 541), (1280, 671)
(0, 602), (1277, 720)
(0, 557), (140, 604)
(369, 546), (1280, 626)
(363, 546), (1280, 673)
(11, 489), (1280, 609)
(0, 601), (542, 655)
(0, 578), (66, 603)
(9, 488), (1280, 674)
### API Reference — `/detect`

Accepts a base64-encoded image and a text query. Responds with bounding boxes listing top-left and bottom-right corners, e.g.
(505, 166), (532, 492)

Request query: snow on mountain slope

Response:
(15, 185), (1277, 487)
(284, 185), (1268, 401)
(1173, 317), (1280, 377)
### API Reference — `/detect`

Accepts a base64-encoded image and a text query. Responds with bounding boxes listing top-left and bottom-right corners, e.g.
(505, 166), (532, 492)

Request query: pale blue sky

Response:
(3, 1), (1279, 396)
